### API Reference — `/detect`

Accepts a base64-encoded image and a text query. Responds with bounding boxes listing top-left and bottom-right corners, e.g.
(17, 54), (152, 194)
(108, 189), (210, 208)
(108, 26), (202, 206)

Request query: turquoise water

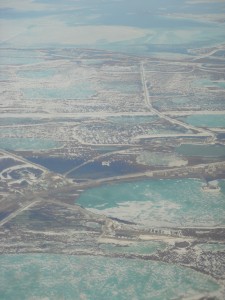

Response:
(0, 118), (44, 126)
(23, 82), (94, 100)
(0, 56), (43, 65)
(199, 243), (225, 252)
(0, 138), (61, 151)
(77, 179), (225, 227)
(100, 241), (167, 255)
(17, 69), (56, 79)
(176, 144), (225, 158)
(91, 24), (225, 57)
(0, 254), (219, 300)
(180, 114), (225, 128)
(217, 82), (225, 89)
(0, 50), (44, 65)
(197, 79), (225, 89)
(2, 0), (225, 55)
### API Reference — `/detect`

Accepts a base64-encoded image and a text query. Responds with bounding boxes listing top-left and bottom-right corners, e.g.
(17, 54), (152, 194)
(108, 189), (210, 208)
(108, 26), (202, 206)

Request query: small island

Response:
(202, 181), (221, 192)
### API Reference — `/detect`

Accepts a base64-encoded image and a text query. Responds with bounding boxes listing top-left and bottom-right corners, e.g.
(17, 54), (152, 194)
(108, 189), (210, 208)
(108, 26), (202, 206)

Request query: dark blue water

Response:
(69, 160), (142, 179)
(26, 157), (84, 174)
(0, 211), (12, 221)
(0, 158), (22, 172)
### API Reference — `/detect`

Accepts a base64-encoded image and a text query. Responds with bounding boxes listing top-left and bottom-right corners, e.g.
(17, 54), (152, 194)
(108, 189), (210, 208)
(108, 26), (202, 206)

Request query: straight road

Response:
(140, 62), (215, 140)
(0, 201), (38, 227)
